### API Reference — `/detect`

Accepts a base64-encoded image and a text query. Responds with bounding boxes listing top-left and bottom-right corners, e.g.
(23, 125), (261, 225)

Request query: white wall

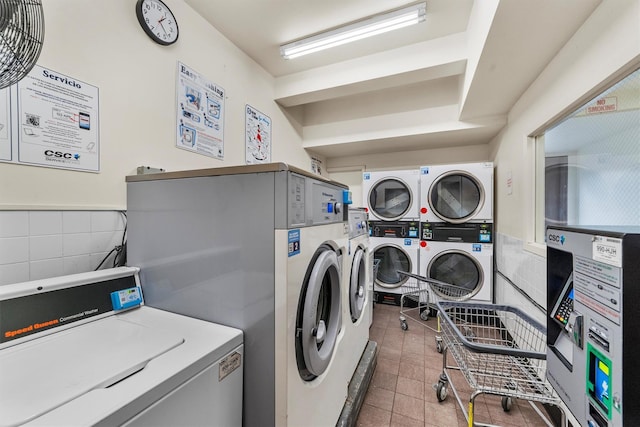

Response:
(0, 0), (319, 210)
(490, 0), (640, 311)
(492, 0), (640, 242)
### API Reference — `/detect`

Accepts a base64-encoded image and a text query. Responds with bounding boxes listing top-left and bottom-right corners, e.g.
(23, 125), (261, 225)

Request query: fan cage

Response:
(0, 0), (45, 89)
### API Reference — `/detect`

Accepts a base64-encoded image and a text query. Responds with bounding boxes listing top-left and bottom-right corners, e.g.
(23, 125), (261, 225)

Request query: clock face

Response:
(136, 0), (179, 45)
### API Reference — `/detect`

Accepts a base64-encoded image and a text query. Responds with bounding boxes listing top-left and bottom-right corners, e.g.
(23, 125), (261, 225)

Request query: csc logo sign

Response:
(548, 234), (565, 245)
(44, 150), (80, 160)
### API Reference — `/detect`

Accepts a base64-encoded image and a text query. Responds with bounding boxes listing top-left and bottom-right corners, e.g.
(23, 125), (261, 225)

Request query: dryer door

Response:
(374, 244), (412, 289)
(426, 249), (483, 300)
(349, 247), (366, 322)
(428, 171), (485, 224)
(368, 178), (413, 221)
(296, 245), (342, 380)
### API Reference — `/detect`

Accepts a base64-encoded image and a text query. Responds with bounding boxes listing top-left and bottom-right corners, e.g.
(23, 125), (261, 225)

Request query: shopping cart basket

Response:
(397, 271), (476, 352)
(435, 300), (565, 427)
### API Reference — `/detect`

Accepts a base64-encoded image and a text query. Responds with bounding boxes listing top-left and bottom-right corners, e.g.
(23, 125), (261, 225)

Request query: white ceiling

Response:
(184, 0), (602, 161)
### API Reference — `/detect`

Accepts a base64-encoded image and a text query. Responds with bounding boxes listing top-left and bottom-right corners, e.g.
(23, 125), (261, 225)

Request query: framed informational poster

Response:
(245, 104), (271, 164)
(0, 88), (10, 161)
(16, 65), (100, 172)
(176, 62), (225, 159)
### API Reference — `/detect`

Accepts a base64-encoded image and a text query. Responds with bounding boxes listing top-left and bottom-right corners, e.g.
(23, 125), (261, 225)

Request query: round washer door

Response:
(296, 245), (342, 380)
(374, 244), (412, 289)
(368, 178), (413, 221)
(349, 247), (366, 322)
(428, 171), (485, 224)
(426, 249), (483, 300)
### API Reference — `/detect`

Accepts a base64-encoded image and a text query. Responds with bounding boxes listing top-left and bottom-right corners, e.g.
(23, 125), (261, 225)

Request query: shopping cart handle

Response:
(395, 270), (459, 290)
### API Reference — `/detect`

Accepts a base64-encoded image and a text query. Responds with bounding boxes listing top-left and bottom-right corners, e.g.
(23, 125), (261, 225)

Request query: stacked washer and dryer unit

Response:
(362, 169), (421, 305)
(418, 162), (494, 304)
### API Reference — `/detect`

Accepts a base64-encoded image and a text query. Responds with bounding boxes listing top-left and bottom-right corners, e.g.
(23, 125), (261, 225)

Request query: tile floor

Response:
(356, 302), (553, 427)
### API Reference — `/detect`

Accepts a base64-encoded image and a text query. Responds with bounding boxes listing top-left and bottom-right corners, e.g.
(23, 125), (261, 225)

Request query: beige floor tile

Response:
(390, 412), (424, 427)
(364, 386), (395, 412)
(396, 376), (425, 400)
(375, 356), (400, 375)
(398, 360), (425, 381)
(393, 393), (425, 422)
(357, 403), (392, 427)
(357, 303), (554, 427)
(372, 370), (398, 391)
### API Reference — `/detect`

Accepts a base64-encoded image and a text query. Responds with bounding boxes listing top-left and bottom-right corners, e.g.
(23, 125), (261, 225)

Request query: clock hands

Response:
(157, 16), (168, 36)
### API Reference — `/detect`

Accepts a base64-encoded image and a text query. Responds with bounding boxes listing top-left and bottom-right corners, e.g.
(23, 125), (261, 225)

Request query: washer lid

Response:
(0, 316), (183, 427)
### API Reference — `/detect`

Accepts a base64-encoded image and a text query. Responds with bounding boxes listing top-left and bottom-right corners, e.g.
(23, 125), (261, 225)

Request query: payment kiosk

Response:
(546, 226), (640, 427)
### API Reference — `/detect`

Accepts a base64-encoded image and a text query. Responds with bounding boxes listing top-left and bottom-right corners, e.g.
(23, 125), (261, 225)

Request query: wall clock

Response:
(136, 0), (179, 45)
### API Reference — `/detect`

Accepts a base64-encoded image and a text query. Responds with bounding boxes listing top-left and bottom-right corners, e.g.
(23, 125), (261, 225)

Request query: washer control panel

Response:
(287, 173), (348, 227)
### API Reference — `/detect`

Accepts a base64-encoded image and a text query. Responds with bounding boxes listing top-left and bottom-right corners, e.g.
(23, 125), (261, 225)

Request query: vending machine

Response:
(546, 226), (640, 427)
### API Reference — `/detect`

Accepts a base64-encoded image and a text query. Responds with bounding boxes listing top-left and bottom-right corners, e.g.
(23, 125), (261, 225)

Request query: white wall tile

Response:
(0, 263), (29, 285)
(29, 211), (62, 235)
(29, 235), (63, 261)
(496, 232), (546, 309)
(63, 255), (92, 275)
(63, 211), (91, 233)
(63, 233), (91, 256)
(30, 258), (64, 281)
(0, 211), (29, 237)
(0, 210), (126, 285)
(91, 252), (114, 270)
(91, 211), (125, 232)
(91, 231), (123, 254)
(0, 237), (29, 264)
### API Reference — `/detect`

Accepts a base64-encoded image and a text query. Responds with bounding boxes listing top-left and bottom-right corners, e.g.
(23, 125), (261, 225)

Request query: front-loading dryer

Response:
(419, 162), (493, 224)
(362, 169), (420, 221)
(371, 237), (420, 304)
(341, 208), (371, 380)
(418, 240), (493, 302)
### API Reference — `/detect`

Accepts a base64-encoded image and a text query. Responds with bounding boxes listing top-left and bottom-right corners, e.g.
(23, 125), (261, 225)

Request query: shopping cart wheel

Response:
(400, 319), (408, 331)
(435, 337), (443, 353)
(419, 309), (429, 321)
(436, 381), (448, 402)
(501, 396), (512, 412)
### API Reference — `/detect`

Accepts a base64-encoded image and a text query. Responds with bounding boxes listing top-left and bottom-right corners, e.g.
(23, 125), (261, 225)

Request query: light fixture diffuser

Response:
(280, 3), (426, 60)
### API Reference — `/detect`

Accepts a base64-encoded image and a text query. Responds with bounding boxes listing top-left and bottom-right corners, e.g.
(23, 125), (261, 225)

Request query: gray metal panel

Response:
(126, 162), (349, 189)
(273, 170), (288, 229)
(127, 173), (276, 427)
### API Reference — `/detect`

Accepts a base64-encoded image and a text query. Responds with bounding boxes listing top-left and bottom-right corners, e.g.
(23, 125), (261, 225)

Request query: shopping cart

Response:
(396, 271), (476, 353)
(434, 300), (564, 427)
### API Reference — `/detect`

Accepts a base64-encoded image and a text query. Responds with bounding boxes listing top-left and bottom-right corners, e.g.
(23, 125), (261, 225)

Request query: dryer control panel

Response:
(420, 222), (492, 243)
(369, 220), (419, 238)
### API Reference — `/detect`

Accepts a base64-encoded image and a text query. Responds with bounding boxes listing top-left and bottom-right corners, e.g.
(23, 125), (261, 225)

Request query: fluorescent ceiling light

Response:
(280, 3), (427, 60)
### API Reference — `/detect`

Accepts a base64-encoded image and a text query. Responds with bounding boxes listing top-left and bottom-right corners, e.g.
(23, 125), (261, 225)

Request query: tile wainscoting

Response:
(0, 211), (126, 285)
(494, 232), (546, 326)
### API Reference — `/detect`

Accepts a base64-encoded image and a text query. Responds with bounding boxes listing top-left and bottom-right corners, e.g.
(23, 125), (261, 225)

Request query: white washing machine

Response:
(0, 267), (243, 427)
(127, 163), (351, 427)
(372, 237), (420, 301)
(419, 162), (494, 224)
(362, 169), (420, 221)
(342, 208), (371, 378)
(418, 241), (493, 302)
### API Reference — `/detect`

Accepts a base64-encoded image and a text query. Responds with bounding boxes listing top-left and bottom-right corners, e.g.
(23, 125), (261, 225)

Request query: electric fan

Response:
(0, 0), (44, 89)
